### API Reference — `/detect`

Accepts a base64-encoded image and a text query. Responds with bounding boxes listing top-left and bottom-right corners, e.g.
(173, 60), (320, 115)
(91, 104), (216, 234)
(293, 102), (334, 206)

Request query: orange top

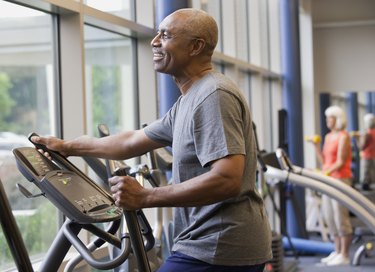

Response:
(322, 131), (352, 179)
(361, 128), (375, 159)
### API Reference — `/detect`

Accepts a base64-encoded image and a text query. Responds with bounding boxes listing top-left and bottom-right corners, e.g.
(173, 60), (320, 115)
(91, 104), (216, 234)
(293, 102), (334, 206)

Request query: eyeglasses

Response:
(155, 30), (202, 42)
(155, 30), (175, 41)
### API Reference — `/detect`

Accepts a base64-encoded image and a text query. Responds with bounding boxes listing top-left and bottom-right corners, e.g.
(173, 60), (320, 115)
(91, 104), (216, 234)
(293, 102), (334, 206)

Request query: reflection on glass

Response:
(329, 92), (367, 131)
(85, 0), (134, 20)
(0, 1), (58, 269)
(320, 91), (373, 184)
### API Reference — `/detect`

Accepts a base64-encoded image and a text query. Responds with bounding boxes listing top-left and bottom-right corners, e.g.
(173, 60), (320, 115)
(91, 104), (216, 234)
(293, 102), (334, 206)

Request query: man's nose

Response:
(151, 33), (161, 46)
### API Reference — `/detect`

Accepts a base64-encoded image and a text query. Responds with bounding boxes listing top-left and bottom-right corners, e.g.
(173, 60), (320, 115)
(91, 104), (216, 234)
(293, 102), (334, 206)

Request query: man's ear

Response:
(190, 38), (206, 56)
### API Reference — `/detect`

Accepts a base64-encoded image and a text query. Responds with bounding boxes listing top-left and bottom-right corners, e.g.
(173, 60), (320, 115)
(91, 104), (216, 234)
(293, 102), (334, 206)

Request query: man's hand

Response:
(109, 175), (149, 210)
(31, 135), (69, 157)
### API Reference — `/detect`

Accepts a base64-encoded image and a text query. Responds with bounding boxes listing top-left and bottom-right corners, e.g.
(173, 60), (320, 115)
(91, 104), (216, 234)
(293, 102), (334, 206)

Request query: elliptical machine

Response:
(4, 132), (154, 271)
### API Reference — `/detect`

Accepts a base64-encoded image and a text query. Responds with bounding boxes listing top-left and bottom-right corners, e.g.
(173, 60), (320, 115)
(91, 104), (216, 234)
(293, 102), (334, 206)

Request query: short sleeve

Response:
(193, 90), (246, 166)
(144, 105), (176, 146)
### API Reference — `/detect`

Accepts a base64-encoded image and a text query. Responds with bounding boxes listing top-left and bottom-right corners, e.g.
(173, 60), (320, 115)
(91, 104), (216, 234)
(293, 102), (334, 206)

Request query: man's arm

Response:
(110, 154), (245, 210)
(31, 129), (164, 160)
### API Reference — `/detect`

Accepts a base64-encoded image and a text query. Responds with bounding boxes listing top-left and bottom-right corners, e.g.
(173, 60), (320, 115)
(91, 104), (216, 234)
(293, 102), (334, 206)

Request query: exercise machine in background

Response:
(252, 122), (299, 272)
(81, 123), (173, 271)
(264, 148), (375, 266)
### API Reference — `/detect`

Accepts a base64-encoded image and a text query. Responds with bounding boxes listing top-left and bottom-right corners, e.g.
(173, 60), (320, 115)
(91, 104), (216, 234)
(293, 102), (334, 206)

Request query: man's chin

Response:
(153, 65), (168, 74)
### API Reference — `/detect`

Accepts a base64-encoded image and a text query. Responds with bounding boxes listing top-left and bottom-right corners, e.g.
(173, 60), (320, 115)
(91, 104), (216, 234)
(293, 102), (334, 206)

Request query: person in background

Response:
(308, 105), (353, 266)
(32, 8), (272, 272)
(352, 113), (375, 191)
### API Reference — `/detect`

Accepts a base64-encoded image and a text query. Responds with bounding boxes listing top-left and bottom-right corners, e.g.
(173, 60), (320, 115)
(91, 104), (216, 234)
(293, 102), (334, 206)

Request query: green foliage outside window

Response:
(1, 67), (52, 135)
(91, 66), (121, 135)
(0, 66), (57, 268)
(0, 72), (15, 131)
(0, 202), (56, 268)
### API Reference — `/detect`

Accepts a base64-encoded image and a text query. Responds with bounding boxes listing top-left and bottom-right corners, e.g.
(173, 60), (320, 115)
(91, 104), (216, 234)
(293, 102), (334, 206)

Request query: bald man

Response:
(33, 8), (272, 272)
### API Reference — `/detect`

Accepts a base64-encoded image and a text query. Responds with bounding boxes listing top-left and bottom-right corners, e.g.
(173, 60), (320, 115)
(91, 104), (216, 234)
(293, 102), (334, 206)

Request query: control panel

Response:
(13, 145), (122, 224)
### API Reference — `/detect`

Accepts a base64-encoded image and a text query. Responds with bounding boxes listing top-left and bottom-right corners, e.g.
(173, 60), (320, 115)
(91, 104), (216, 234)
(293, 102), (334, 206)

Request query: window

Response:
(84, 25), (137, 136)
(84, 25), (139, 171)
(200, 0), (223, 52)
(85, 0), (135, 20)
(234, 0), (251, 62)
(0, 2), (59, 270)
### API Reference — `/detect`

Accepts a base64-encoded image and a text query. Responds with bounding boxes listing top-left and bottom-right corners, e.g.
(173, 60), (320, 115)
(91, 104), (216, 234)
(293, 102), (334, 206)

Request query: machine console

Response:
(13, 134), (122, 224)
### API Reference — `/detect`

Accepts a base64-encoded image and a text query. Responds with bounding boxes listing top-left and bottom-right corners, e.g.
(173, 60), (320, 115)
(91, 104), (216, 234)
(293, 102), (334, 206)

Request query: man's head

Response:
(151, 8), (218, 75)
(167, 8), (218, 56)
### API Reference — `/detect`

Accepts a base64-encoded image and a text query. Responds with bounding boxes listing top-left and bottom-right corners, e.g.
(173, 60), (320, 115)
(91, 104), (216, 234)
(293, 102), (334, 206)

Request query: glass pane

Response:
(259, 0), (270, 68)
(201, 0), (223, 52)
(268, 0), (281, 73)
(237, 72), (252, 105)
(0, 1), (59, 270)
(84, 25), (137, 172)
(84, 27), (138, 238)
(235, 0), (250, 61)
(85, 0), (135, 20)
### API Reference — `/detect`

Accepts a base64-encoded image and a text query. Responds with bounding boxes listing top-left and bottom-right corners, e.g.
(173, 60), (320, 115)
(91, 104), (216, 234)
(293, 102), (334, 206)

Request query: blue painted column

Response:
(155, 0), (189, 116)
(347, 92), (358, 134)
(280, 0), (306, 238)
(365, 92), (372, 113)
(371, 92), (375, 114)
(347, 92), (360, 183)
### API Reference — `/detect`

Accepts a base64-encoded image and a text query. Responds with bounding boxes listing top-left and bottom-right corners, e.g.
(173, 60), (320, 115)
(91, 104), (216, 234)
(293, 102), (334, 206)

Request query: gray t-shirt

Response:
(144, 71), (272, 266)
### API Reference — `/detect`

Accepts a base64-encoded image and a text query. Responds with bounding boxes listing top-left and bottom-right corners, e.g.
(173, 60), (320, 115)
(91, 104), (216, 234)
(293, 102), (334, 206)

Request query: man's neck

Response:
(175, 66), (213, 94)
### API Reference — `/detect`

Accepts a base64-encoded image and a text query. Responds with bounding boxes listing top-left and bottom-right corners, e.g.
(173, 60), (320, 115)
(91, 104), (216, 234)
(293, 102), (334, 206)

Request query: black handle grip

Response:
(98, 124), (110, 137)
(28, 132), (51, 152)
(28, 132), (68, 163)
